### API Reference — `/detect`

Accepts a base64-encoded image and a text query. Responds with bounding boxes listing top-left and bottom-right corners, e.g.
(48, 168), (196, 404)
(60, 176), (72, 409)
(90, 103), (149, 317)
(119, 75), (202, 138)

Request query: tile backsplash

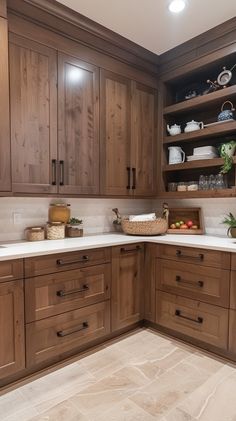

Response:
(0, 196), (234, 241)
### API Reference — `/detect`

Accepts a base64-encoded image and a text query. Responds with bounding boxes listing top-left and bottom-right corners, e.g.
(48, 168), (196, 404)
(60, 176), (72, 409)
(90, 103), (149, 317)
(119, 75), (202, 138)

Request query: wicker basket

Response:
(121, 217), (168, 236)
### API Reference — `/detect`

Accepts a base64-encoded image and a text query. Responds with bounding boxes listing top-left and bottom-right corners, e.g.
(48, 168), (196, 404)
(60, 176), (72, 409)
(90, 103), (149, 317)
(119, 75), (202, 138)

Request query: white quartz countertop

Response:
(1, 233), (236, 261)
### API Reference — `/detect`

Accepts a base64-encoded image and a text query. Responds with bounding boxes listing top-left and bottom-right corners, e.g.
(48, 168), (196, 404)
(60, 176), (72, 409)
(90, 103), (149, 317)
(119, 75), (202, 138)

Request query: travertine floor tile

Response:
(94, 398), (157, 421)
(29, 399), (88, 421)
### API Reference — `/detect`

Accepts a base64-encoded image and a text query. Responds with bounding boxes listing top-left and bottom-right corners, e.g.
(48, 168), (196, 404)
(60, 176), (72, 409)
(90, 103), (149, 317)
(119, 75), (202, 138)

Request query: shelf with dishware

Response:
(163, 156), (236, 172)
(158, 188), (236, 199)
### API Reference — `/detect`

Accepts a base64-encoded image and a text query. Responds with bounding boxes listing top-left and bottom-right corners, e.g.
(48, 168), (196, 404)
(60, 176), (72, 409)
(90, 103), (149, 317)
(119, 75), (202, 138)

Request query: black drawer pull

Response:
(127, 167), (131, 190)
(57, 321), (88, 337)
(120, 245), (141, 253)
(56, 256), (89, 266)
(57, 284), (89, 297)
(176, 250), (204, 261)
(132, 167), (136, 190)
(59, 160), (65, 186)
(51, 159), (57, 185)
(176, 276), (204, 288)
(175, 309), (203, 324)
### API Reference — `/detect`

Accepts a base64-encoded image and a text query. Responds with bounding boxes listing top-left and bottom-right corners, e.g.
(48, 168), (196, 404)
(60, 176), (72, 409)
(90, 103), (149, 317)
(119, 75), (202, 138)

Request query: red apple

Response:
(187, 220), (193, 228)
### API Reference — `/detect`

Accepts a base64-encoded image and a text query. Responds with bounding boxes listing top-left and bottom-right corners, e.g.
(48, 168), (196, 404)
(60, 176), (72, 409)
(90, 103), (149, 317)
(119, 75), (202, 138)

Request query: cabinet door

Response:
(100, 70), (131, 196)
(9, 34), (57, 194)
(58, 54), (99, 194)
(0, 280), (25, 380)
(131, 82), (157, 196)
(112, 244), (144, 331)
(0, 18), (11, 191)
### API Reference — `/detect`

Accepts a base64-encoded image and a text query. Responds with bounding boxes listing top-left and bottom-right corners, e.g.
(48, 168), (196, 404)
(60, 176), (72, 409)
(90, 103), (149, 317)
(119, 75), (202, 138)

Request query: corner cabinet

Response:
(9, 34), (58, 194)
(100, 70), (157, 197)
(111, 244), (144, 331)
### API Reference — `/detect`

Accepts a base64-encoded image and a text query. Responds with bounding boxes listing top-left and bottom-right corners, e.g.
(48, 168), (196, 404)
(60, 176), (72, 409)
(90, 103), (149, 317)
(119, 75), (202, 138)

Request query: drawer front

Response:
(0, 260), (23, 283)
(25, 264), (111, 322)
(155, 245), (230, 269)
(230, 271), (236, 309)
(156, 291), (228, 350)
(229, 310), (236, 355)
(156, 259), (230, 307)
(26, 301), (110, 367)
(24, 248), (111, 277)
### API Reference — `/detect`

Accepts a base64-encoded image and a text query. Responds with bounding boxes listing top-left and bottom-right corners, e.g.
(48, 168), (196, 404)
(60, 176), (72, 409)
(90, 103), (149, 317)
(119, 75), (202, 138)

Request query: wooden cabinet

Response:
(58, 53), (100, 195)
(0, 18), (11, 192)
(9, 34), (57, 194)
(0, 1), (6, 18)
(0, 259), (23, 283)
(100, 70), (157, 196)
(111, 244), (144, 330)
(0, 280), (25, 380)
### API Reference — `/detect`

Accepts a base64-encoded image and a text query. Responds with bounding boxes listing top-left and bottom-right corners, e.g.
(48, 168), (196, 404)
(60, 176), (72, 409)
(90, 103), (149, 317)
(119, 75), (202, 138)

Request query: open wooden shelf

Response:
(163, 85), (236, 116)
(158, 188), (236, 199)
(163, 120), (236, 144)
(163, 156), (236, 172)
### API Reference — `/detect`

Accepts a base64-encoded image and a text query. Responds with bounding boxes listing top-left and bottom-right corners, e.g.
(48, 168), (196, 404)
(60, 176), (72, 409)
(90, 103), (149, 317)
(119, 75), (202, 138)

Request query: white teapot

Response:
(184, 120), (204, 133)
(167, 124), (181, 136)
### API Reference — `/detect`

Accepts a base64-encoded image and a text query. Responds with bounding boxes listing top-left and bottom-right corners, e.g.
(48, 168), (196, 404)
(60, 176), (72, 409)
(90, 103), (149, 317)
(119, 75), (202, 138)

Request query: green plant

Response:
(222, 212), (236, 228)
(219, 141), (236, 174)
(68, 217), (83, 225)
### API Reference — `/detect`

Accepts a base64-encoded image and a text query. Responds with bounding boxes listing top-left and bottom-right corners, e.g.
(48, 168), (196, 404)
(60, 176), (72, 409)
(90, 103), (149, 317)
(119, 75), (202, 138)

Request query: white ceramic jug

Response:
(168, 146), (185, 164)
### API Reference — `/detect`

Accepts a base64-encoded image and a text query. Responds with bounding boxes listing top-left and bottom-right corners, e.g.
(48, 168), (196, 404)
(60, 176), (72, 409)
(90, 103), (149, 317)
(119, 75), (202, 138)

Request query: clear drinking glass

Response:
(203, 175), (209, 190)
(209, 174), (216, 190)
(199, 175), (205, 190)
(215, 173), (225, 189)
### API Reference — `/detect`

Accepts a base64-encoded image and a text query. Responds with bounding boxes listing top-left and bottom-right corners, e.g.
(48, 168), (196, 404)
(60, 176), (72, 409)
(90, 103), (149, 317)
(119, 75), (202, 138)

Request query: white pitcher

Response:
(168, 146), (185, 164)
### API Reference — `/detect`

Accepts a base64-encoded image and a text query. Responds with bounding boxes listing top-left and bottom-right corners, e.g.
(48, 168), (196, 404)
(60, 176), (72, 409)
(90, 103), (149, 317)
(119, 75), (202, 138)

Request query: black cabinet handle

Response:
(120, 245), (141, 253)
(57, 321), (88, 337)
(176, 275), (204, 288)
(132, 167), (136, 190)
(57, 284), (89, 297)
(175, 309), (203, 324)
(51, 159), (57, 185)
(56, 256), (89, 266)
(176, 250), (204, 261)
(127, 167), (131, 189)
(59, 160), (64, 186)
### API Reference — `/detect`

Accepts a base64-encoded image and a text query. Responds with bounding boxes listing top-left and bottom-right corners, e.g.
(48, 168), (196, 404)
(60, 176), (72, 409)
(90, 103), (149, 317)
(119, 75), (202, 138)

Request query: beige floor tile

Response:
(0, 389), (35, 420)
(28, 399), (88, 421)
(94, 398), (157, 421)
(160, 407), (195, 421)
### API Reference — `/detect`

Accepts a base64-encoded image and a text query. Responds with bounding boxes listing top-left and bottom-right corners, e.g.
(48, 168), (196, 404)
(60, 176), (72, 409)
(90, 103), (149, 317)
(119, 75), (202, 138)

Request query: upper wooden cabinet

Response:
(0, 18), (11, 192)
(0, 0), (6, 18)
(58, 54), (100, 195)
(100, 70), (157, 196)
(9, 34), (58, 194)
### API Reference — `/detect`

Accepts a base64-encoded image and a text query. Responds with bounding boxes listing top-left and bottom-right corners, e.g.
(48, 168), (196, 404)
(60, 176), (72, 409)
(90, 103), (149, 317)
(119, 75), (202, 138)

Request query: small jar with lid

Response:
(46, 222), (65, 240)
(187, 181), (199, 191)
(177, 182), (188, 192)
(48, 203), (71, 223)
(25, 226), (45, 241)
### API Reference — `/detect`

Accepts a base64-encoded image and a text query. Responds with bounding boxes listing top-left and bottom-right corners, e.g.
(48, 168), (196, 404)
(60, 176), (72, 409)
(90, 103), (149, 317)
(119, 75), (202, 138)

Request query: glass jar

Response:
(46, 222), (65, 240)
(177, 182), (187, 192)
(25, 226), (45, 241)
(168, 182), (177, 192)
(48, 203), (71, 223)
(187, 181), (198, 191)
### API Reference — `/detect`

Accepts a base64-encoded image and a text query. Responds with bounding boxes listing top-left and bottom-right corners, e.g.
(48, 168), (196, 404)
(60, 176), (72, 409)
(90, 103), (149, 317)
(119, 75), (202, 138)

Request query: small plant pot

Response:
(66, 225), (83, 238)
(227, 227), (236, 238)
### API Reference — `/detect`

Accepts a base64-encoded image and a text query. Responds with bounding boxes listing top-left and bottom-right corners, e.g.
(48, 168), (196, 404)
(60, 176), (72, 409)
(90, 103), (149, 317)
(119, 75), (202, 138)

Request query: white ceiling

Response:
(57, 0), (236, 55)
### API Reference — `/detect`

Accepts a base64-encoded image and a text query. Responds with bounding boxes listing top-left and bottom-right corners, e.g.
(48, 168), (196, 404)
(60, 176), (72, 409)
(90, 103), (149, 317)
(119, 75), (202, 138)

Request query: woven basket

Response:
(121, 217), (168, 236)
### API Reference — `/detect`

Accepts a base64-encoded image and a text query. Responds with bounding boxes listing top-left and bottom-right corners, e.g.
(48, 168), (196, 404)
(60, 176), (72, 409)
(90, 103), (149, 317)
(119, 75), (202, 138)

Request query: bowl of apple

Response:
(167, 207), (204, 235)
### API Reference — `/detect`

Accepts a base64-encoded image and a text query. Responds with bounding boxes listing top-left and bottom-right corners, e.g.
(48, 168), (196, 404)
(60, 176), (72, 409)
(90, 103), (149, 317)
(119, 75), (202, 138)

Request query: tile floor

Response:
(1, 328), (236, 420)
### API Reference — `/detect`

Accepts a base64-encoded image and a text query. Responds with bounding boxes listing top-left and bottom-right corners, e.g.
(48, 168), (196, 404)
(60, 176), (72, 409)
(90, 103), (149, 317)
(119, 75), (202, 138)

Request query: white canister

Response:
(168, 146), (185, 164)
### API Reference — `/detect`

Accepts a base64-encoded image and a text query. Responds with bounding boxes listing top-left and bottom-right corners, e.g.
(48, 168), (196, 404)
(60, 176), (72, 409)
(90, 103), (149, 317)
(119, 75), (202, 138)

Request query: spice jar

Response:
(177, 182), (188, 192)
(48, 203), (71, 223)
(187, 181), (199, 191)
(46, 222), (65, 240)
(25, 226), (45, 241)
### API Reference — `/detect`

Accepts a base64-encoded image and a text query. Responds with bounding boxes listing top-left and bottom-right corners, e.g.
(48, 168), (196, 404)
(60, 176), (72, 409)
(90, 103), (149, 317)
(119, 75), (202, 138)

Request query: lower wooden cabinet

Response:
(26, 301), (110, 367)
(111, 244), (144, 331)
(156, 291), (228, 350)
(0, 280), (25, 380)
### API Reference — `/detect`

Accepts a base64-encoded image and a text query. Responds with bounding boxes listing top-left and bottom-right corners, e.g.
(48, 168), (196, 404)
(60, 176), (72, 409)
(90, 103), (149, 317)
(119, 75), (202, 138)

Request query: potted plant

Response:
(219, 140), (236, 174)
(222, 212), (236, 237)
(66, 217), (83, 238)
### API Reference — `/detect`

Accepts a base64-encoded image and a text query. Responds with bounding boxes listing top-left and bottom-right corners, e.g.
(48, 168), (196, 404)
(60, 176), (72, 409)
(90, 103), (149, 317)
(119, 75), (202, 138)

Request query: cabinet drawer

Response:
(0, 260), (23, 283)
(25, 264), (111, 322)
(156, 291), (228, 350)
(26, 301), (110, 367)
(24, 248), (111, 277)
(229, 310), (236, 355)
(156, 259), (230, 307)
(230, 271), (236, 309)
(155, 245), (230, 269)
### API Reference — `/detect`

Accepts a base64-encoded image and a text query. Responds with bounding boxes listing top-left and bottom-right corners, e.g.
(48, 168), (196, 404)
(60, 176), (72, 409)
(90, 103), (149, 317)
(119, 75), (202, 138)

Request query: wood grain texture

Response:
(9, 33), (58, 193)
(229, 309), (236, 355)
(0, 18), (11, 192)
(111, 244), (144, 331)
(156, 291), (228, 350)
(100, 70), (131, 196)
(144, 243), (156, 322)
(26, 300), (110, 367)
(131, 81), (157, 196)
(24, 248), (111, 277)
(156, 259), (230, 308)
(25, 263), (111, 322)
(0, 280), (25, 381)
(58, 53), (100, 195)
(0, 0), (6, 18)
(0, 260), (23, 283)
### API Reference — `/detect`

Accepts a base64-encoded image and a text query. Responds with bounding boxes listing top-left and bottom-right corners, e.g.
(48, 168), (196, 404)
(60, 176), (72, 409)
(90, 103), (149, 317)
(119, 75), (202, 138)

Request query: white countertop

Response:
(0, 233), (236, 261)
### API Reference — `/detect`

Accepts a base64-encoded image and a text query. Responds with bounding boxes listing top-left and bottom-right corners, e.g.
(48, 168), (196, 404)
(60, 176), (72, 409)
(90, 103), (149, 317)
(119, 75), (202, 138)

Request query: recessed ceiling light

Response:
(168, 0), (186, 13)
